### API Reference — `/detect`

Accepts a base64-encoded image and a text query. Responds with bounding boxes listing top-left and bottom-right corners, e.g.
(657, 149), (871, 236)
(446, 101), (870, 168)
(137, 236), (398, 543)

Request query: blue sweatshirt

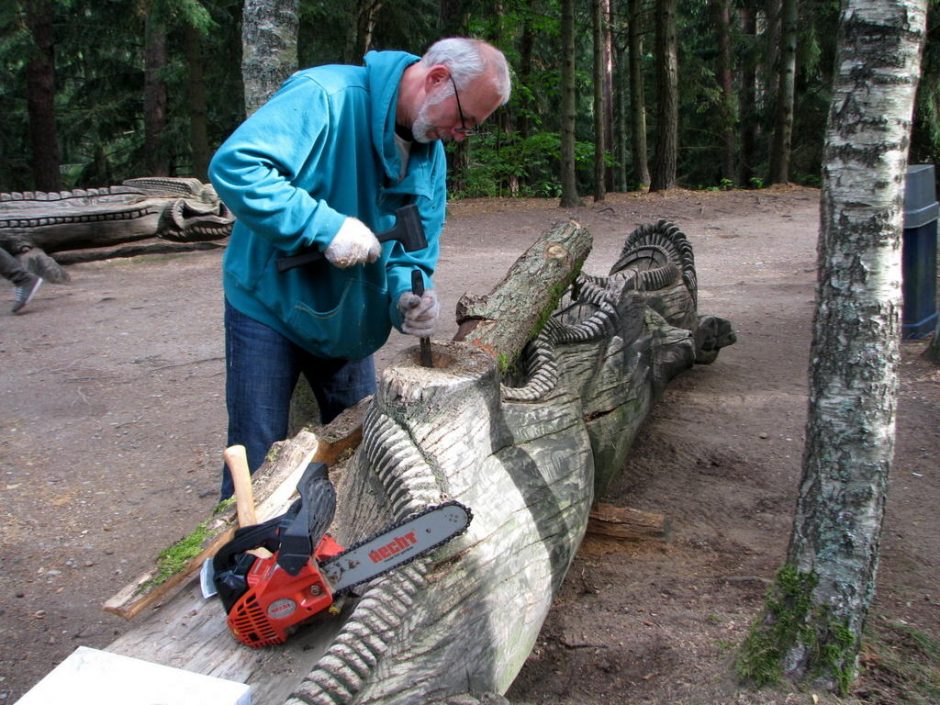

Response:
(209, 51), (447, 360)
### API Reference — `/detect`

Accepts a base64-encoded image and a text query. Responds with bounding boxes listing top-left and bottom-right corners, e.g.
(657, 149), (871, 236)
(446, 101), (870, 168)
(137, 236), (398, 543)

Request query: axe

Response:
(276, 205), (426, 272)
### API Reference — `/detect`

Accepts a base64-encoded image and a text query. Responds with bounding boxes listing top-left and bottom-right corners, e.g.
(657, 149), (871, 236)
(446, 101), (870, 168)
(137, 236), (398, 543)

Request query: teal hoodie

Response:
(209, 51), (447, 360)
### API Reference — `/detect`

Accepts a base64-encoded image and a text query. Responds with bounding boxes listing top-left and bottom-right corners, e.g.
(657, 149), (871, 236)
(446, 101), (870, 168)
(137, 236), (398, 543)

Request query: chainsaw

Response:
(201, 459), (471, 648)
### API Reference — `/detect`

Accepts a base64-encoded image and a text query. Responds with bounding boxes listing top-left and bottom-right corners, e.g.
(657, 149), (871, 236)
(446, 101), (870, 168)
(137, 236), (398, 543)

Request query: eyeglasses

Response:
(449, 75), (478, 137)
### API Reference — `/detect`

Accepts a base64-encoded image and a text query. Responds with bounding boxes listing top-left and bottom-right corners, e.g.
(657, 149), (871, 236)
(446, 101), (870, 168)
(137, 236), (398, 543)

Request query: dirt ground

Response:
(1, 187), (937, 705)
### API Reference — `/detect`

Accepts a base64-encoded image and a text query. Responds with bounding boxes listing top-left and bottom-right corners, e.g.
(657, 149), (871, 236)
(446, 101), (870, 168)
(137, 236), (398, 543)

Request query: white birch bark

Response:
(783, 0), (927, 684)
(241, 0), (299, 116)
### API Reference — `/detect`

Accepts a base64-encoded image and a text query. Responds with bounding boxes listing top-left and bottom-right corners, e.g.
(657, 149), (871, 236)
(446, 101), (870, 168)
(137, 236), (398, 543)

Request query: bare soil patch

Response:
(1, 187), (937, 704)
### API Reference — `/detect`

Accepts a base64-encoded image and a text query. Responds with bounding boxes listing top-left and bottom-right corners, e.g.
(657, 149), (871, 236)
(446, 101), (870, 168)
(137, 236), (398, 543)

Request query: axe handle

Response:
(223, 444), (258, 527)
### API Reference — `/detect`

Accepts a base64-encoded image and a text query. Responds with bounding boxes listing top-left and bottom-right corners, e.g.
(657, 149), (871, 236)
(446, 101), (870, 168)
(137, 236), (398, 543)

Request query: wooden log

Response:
(102, 220), (735, 705)
(0, 177), (232, 259)
(454, 219), (592, 365)
(587, 502), (668, 540)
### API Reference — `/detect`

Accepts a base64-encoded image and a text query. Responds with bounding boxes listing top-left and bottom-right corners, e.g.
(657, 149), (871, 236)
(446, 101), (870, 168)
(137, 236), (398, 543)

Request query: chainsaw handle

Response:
(224, 445), (257, 527)
(277, 462), (337, 575)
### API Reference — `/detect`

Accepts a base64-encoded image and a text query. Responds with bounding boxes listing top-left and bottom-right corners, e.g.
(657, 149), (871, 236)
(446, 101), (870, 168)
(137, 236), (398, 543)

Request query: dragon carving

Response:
(0, 177), (233, 282)
(103, 219), (734, 705)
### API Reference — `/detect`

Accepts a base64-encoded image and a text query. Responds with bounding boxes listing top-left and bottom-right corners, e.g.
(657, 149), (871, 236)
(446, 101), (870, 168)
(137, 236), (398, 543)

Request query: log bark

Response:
(454, 219), (592, 363)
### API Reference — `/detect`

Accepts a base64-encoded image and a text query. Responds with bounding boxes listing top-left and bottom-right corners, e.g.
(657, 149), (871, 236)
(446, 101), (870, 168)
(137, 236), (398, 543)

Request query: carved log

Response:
(0, 177), (234, 278)
(455, 219), (592, 365)
(102, 220), (734, 705)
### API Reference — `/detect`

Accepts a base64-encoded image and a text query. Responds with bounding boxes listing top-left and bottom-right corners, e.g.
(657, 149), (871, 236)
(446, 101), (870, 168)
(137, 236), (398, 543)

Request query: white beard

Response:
(411, 86), (454, 144)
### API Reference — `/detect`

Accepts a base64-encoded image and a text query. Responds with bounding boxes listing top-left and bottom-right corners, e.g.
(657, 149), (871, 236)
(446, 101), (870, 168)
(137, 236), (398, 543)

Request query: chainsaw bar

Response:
(322, 500), (471, 594)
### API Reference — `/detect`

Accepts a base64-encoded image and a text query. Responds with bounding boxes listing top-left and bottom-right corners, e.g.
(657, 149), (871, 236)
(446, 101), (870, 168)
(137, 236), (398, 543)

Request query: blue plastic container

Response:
(901, 164), (938, 339)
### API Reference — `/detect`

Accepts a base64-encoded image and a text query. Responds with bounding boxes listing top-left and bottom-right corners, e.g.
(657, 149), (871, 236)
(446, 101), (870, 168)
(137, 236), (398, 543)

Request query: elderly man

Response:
(209, 38), (511, 498)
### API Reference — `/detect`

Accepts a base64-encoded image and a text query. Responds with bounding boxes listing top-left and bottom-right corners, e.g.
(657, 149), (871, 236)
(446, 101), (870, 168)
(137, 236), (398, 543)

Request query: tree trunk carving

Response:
(0, 177), (233, 281)
(104, 219), (735, 704)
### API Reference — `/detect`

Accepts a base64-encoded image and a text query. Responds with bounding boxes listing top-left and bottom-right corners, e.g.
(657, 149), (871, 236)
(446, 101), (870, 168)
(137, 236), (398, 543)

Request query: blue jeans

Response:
(221, 299), (376, 499)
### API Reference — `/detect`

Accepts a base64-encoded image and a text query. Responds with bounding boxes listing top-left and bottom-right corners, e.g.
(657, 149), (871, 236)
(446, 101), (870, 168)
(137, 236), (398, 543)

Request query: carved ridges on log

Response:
(123, 176), (217, 201)
(503, 221), (697, 403)
(502, 290), (618, 402)
(289, 563), (430, 705)
(0, 204), (161, 230)
(159, 197), (234, 241)
(0, 185), (138, 205)
(290, 404), (445, 704)
(612, 219), (697, 307)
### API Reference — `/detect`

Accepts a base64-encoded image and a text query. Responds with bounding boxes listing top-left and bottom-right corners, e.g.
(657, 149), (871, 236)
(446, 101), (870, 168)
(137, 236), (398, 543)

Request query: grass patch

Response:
(854, 618), (940, 705)
(134, 498), (235, 595)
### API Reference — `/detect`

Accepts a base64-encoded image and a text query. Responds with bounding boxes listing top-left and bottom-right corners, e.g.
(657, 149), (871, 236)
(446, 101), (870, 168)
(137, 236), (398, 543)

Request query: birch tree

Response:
(242, 0), (299, 116)
(737, 0), (927, 692)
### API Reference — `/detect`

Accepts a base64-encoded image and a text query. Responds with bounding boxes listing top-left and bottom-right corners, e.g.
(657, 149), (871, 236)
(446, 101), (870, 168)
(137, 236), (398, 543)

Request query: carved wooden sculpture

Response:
(104, 219), (734, 705)
(0, 177), (233, 282)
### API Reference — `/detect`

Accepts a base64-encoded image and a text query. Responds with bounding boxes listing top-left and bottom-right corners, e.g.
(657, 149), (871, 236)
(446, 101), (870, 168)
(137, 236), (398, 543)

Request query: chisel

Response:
(410, 270), (434, 367)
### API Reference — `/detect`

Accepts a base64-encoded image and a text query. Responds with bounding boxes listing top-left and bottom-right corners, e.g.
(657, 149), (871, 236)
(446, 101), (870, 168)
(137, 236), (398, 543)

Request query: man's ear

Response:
(424, 65), (450, 91)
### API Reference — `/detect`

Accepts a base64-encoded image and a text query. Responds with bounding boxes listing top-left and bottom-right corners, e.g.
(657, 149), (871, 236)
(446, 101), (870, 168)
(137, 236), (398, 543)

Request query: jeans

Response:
(0, 248), (32, 286)
(221, 299), (376, 499)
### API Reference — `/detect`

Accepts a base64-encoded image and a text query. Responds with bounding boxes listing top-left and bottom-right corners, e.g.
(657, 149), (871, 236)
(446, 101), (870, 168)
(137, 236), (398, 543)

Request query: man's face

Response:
(411, 72), (501, 144)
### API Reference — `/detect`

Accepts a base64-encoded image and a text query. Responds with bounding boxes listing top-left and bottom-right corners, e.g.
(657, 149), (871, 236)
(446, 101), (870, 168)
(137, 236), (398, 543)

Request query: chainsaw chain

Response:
(322, 499), (472, 595)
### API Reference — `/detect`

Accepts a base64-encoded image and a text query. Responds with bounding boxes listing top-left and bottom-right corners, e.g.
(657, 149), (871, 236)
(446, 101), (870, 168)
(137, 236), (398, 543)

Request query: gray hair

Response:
(421, 38), (512, 106)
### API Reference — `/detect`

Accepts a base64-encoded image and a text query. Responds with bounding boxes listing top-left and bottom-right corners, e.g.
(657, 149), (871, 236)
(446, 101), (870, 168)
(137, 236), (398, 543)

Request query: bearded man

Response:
(208, 38), (511, 498)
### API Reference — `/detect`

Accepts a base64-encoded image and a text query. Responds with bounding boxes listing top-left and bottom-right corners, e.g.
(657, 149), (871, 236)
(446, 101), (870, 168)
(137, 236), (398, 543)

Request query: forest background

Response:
(2, 0), (938, 200)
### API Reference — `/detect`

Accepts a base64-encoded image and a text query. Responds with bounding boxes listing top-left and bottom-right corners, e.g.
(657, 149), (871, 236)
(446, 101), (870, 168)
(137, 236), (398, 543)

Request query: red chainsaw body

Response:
(227, 534), (345, 648)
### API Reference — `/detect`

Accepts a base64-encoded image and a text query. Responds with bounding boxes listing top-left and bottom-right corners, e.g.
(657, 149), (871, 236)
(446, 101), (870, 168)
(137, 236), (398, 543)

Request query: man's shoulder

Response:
(288, 63), (368, 96)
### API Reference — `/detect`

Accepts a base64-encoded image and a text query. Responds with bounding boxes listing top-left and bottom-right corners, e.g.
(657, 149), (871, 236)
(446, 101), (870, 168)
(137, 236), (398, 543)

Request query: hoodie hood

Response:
(365, 50), (420, 183)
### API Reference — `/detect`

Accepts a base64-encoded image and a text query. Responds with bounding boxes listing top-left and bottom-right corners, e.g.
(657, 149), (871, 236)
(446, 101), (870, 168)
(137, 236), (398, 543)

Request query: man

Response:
(209, 38), (511, 498)
(2, 248), (43, 314)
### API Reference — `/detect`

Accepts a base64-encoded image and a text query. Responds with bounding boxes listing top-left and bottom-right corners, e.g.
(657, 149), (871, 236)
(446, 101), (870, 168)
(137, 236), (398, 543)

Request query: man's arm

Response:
(208, 75), (347, 254)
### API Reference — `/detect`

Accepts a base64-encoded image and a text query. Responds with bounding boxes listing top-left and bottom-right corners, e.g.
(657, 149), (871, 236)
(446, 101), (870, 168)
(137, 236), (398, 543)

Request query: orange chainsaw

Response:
(200, 460), (471, 648)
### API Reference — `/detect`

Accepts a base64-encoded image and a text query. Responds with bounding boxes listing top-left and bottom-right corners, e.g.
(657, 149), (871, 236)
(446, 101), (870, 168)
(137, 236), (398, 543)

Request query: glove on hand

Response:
(398, 289), (440, 337)
(324, 217), (381, 268)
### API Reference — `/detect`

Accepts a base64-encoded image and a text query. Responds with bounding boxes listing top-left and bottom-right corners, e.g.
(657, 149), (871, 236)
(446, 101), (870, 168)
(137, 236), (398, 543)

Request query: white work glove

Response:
(398, 289), (440, 337)
(323, 217), (382, 268)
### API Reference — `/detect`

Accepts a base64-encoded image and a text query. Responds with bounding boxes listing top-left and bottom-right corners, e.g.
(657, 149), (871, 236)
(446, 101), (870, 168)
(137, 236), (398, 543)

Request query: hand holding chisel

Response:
(408, 270), (435, 367)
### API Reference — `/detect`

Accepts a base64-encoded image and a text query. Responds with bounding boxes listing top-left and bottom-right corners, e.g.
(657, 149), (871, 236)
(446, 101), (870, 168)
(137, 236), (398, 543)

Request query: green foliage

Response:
(448, 130), (596, 199)
(1, 0), (931, 196)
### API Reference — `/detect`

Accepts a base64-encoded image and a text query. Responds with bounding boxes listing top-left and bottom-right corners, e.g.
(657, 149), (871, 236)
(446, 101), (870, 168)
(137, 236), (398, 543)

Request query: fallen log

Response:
(587, 502), (668, 540)
(102, 219), (734, 704)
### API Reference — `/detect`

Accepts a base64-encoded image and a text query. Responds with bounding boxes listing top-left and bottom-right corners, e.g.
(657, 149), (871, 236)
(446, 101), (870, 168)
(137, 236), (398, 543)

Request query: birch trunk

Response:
(738, 0), (927, 691)
(242, 0), (299, 116)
